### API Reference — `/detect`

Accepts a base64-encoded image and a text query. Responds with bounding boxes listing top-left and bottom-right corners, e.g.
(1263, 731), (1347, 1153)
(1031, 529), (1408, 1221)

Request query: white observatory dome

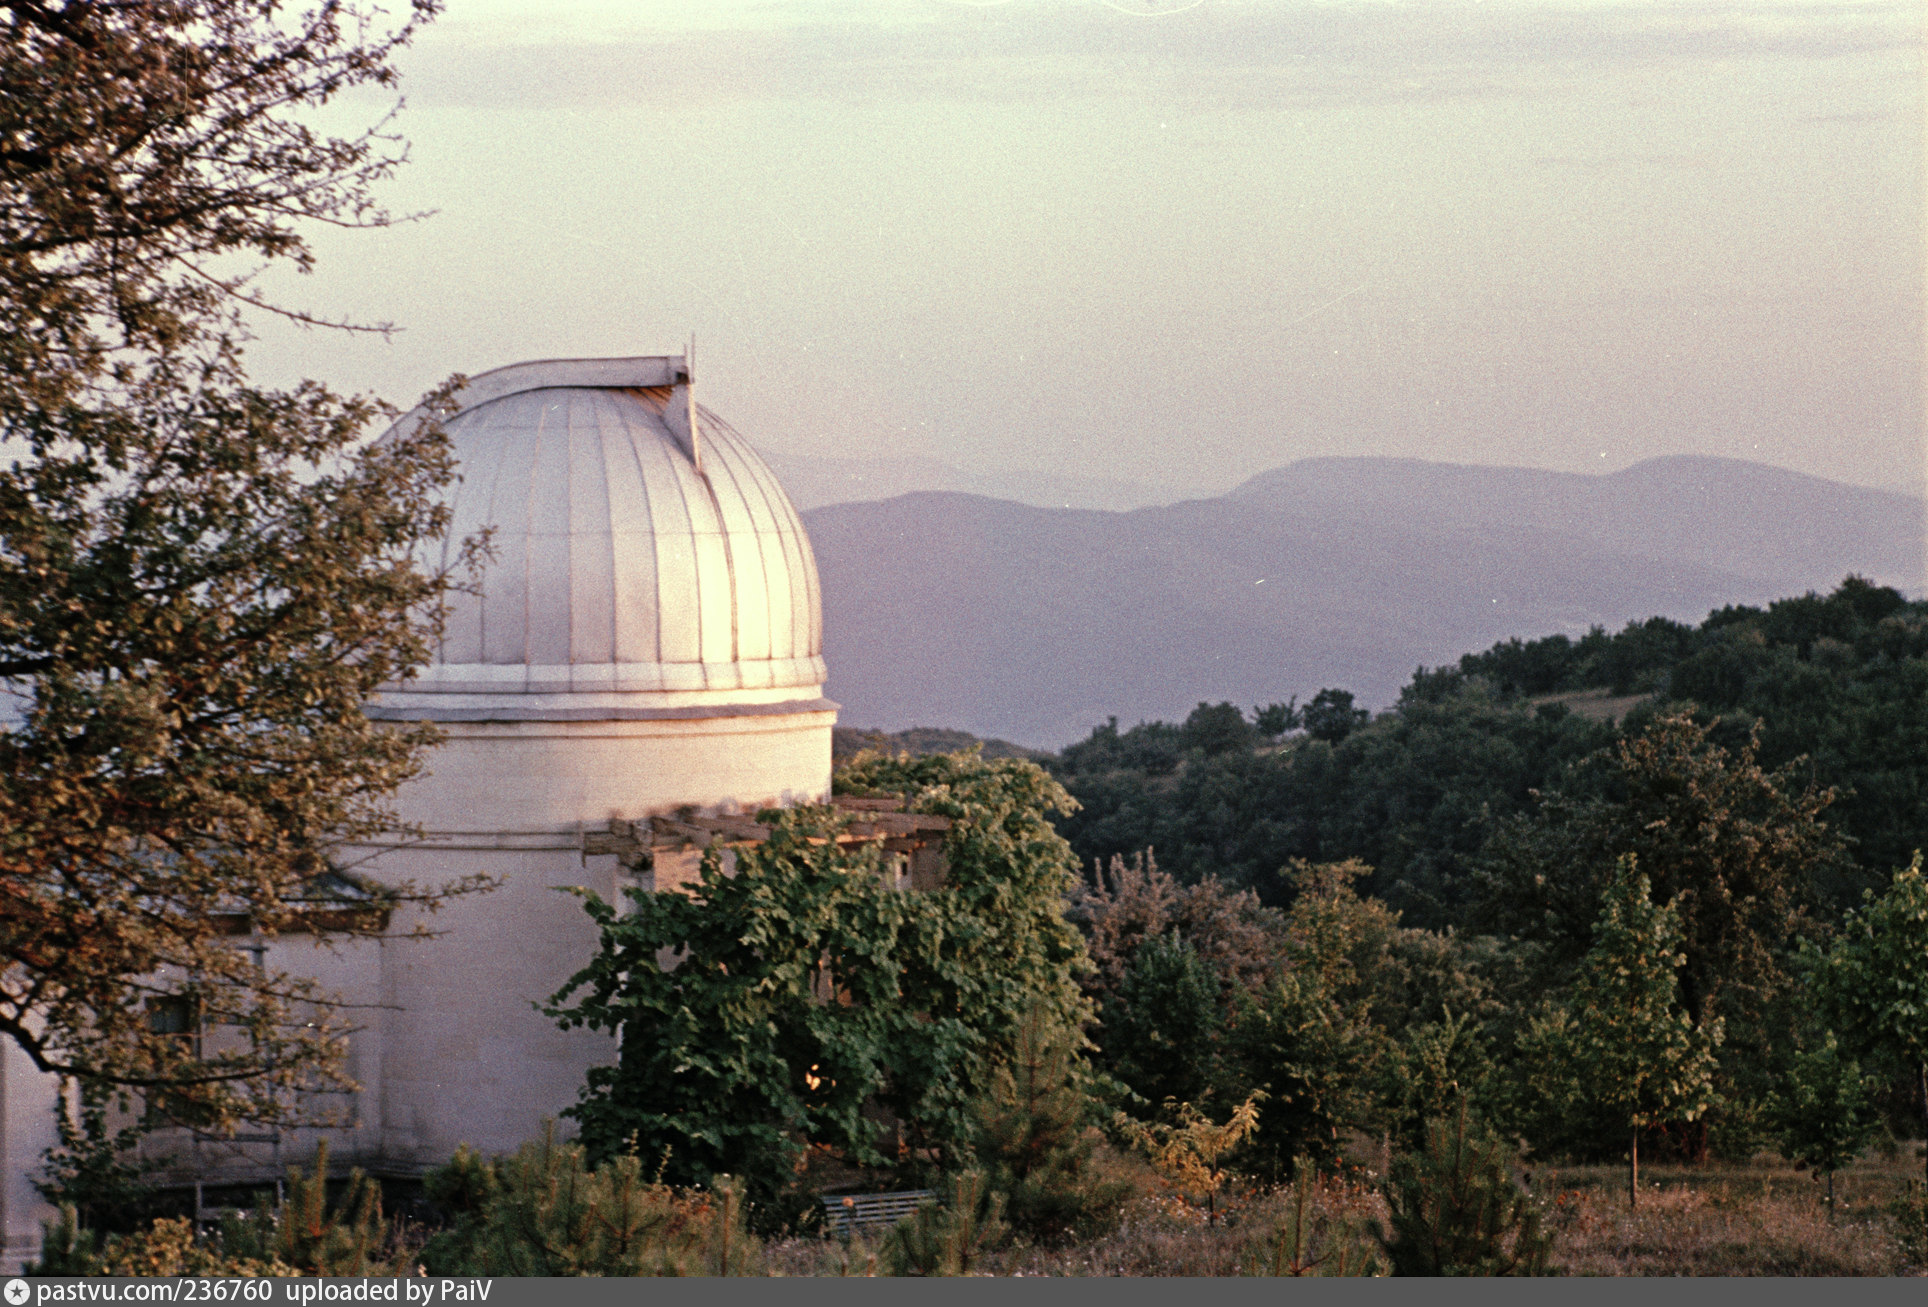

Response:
(373, 355), (827, 718)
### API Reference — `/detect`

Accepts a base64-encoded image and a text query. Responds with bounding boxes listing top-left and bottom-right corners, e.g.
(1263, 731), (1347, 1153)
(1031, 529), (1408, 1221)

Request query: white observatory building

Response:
(1, 353), (838, 1260)
(340, 353), (837, 1171)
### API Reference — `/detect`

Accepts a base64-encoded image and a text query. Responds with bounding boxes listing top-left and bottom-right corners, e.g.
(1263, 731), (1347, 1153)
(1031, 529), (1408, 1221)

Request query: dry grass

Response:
(765, 1153), (1928, 1276)
(766, 1172), (1388, 1277)
(1538, 1155), (1921, 1277)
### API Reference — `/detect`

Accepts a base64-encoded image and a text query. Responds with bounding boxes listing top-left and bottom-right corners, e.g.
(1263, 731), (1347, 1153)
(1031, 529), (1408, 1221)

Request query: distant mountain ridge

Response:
(806, 456), (1924, 749)
(759, 448), (1171, 513)
(1230, 455), (1922, 597)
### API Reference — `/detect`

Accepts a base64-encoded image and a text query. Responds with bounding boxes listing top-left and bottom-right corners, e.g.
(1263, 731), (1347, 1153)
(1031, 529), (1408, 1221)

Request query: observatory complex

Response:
(1, 353), (847, 1261)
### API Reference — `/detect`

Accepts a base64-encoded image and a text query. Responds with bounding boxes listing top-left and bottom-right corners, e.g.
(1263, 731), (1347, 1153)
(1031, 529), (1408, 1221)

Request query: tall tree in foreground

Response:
(0, 0), (480, 1128)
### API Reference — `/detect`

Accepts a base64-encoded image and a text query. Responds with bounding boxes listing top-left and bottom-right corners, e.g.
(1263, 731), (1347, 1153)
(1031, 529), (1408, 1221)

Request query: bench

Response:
(819, 1189), (935, 1237)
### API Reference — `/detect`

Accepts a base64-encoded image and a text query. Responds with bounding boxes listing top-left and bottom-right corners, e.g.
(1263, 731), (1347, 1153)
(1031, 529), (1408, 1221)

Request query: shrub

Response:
(420, 1125), (757, 1276)
(1768, 1032), (1881, 1216)
(1378, 1102), (1557, 1276)
(221, 1142), (392, 1274)
(1114, 1093), (1262, 1226)
(879, 1171), (1007, 1277)
(29, 1143), (397, 1276)
(35, 1081), (156, 1235)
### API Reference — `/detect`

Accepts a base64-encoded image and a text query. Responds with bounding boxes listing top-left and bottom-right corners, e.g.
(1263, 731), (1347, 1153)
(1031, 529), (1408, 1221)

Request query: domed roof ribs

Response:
(371, 354), (827, 705)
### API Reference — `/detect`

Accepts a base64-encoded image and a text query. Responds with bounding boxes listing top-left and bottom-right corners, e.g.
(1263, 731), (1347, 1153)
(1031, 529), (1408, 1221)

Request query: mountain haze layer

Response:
(807, 456), (1924, 749)
(761, 449), (1168, 513)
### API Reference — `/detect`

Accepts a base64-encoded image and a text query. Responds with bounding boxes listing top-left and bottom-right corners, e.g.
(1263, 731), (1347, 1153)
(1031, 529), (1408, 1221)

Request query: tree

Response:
(1477, 711), (1845, 1117)
(1219, 969), (1379, 1176)
(1216, 860), (1389, 1174)
(1767, 1033), (1879, 1216)
(1302, 689), (1368, 744)
(1252, 699), (1300, 741)
(1, 0), (436, 383)
(1101, 934), (1223, 1113)
(1385, 1008), (1494, 1154)
(1526, 857), (1722, 1206)
(1804, 854), (1928, 1180)
(1113, 1091), (1261, 1225)
(968, 1006), (1132, 1242)
(1180, 701), (1256, 756)
(0, 1), (479, 1127)
(547, 753), (1093, 1217)
(1068, 850), (1288, 1001)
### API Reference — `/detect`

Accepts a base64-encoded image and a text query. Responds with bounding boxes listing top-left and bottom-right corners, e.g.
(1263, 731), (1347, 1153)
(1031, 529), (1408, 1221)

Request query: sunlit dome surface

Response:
(400, 356), (825, 697)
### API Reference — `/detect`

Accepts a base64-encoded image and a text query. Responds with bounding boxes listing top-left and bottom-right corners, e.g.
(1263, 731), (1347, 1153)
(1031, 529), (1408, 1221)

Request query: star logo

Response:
(5, 1278), (29, 1305)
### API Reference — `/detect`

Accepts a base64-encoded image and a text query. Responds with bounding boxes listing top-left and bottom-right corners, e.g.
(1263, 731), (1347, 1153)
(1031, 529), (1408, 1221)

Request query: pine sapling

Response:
(1378, 1098), (1556, 1277)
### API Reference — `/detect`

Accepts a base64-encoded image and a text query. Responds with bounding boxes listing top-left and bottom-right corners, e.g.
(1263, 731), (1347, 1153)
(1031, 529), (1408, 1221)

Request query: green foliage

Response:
(879, 1171), (1007, 1276)
(1053, 579), (1928, 931)
(23, 1207), (103, 1276)
(1240, 1158), (1382, 1276)
(1181, 701), (1257, 756)
(29, 1144), (401, 1276)
(1378, 1103), (1557, 1277)
(969, 1006), (1133, 1241)
(1055, 680), (1608, 922)
(836, 750), (1094, 1041)
(1479, 712), (1844, 1033)
(1303, 688), (1369, 744)
(36, 1081), (155, 1233)
(1561, 857), (1724, 1132)
(420, 1126), (757, 1276)
(1462, 579), (1928, 891)
(0, 0), (487, 1127)
(1253, 699), (1301, 740)
(549, 752), (1092, 1215)
(1384, 1009), (1495, 1153)
(1070, 850), (1289, 1002)
(30, 1214), (297, 1278)
(1513, 857), (1722, 1193)
(1215, 861), (1391, 1174)
(1767, 1032), (1879, 1211)
(1220, 971), (1378, 1176)
(1103, 935), (1223, 1111)
(1803, 853), (1928, 1173)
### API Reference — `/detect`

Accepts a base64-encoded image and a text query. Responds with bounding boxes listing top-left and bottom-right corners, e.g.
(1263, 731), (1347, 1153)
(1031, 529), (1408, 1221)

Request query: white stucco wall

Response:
(1, 1038), (59, 1273)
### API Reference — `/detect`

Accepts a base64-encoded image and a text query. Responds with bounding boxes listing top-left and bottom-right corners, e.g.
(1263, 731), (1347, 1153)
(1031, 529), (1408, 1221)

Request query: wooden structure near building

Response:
(582, 795), (953, 894)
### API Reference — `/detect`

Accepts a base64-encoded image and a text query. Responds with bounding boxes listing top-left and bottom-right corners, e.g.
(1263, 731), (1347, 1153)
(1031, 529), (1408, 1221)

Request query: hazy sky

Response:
(246, 0), (1924, 500)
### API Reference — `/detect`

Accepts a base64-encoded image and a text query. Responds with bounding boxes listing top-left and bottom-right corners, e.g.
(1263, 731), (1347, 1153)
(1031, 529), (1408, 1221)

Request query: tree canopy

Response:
(0, 0), (475, 1127)
(547, 753), (1094, 1217)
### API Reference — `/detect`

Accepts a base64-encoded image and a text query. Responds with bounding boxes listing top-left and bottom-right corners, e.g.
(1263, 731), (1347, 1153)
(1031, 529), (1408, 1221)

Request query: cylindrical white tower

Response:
(340, 355), (835, 1170)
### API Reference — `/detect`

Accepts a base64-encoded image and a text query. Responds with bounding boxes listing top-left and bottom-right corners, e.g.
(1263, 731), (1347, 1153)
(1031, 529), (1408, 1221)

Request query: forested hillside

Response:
(808, 457), (1923, 747)
(1049, 577), (1928, 930)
